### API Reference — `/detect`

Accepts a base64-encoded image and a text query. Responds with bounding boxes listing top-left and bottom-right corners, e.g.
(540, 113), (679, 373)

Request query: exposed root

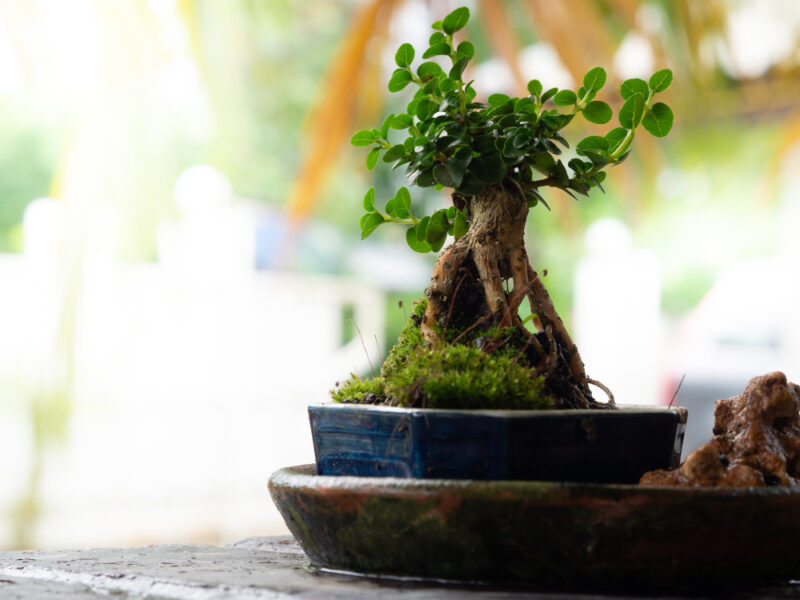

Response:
(506, 247), (530, 323)
(451, 314), (492, 345)
(526, 264), (589, 391)
(588, 378), (616, 408)
(443, 269), (468, 336)
(473, 242), (507, 320)
(421, 240), (470, 344)
(416, 184), (611, 410)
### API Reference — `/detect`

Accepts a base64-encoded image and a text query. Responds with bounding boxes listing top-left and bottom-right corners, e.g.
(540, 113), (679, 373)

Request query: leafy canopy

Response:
(350, 7), (674, 253)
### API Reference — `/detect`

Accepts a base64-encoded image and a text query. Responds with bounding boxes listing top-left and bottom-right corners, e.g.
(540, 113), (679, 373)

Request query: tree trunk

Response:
(420, 186), (608, 409)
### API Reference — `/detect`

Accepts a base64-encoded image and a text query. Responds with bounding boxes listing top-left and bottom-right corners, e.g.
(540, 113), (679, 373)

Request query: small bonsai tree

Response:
(339, 7), (673, 410)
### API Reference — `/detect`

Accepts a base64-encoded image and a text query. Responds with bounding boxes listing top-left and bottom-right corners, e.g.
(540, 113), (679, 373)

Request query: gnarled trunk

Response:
(421, 186), (610, 409)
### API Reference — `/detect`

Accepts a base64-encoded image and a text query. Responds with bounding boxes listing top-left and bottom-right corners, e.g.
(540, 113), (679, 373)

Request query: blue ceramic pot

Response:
(309, 404), (686, 483)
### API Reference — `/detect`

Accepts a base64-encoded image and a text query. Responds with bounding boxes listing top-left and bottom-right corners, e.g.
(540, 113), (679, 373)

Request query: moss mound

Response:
(331, 299), (551, 410)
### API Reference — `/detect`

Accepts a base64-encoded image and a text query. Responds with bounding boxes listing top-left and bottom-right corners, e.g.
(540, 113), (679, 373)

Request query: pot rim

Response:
(309, 402), (687, 421)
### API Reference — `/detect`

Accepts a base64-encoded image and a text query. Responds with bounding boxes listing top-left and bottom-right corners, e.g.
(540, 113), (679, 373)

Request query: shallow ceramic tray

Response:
(310, 404), (686, 482)
(270, 464), (800, 589)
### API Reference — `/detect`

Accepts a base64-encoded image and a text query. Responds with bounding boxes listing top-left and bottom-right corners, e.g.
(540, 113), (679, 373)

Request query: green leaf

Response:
(390, 113), (413, 129)
(360, 212), (385, 239)
(532, 152), (556, 174)
(395, 43), (415, 68)
(417, 216), (430, 241)
(605, 127), (628, 152)
(416, 168), (436, 187)
(618, 93), (645, 128)
(417, 61), (442, 79)
(379, 114), (394, 139)
(350, 129), (375, 146)
(582, 67), (607, 92)
(453, 210), (468, 240)
(388, 69), (413, 92)
(512, 129), (534, 148)
(366, 147), (380, 170)
(457, 171), (484, 196)
(451, 147), (472, 169)
(442, 6), (469, 34)
(554, 160), (569, 186)
(465, 82), (477, 101)
(406, 226), (431, 253)
(568, 158), (586, 174)
(582, 100), (612, 124)
(620, 78), (649, 100)
(576, 136), (609, 153)
(470, 152), (507, 184)
(576, 136), (609, 166)
(384, 197), (397, 217)
(416, 98), (439, 121)
(514, 97), (535, 113)
(456, 41), (475, 60)
(488, 93), (510, 107)
(540, 87), (558, 103)
(591, 172), (607, 191)
(395, 187), (412, 218)
(423, 42), (451, 59)
(541, 113), (573, 131)
(363, 187), (375, 211)
(429, 235), (446, 252)
(649, 69), (673, 92)
(641, 102), (673, 137)
(527, 79), (542, 97)
(433, 161), (464, 188)
(421, 79), (438, 96)
(569, 179), (590, 196)
(426, 209), (450, 244)
(439, 77), (457, 93)
(473, 136), (496, 154)
(449, 56), (468, 81)
(502, 136), (525, 159)
(553, 90), (577, 106)
(431, 20), (443, 30)
(383, 144), (406, 162)
(429, 32), (445, 45)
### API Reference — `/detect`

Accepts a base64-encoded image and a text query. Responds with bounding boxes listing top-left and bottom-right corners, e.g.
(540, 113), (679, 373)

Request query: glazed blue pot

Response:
(309, 404), (686, 483)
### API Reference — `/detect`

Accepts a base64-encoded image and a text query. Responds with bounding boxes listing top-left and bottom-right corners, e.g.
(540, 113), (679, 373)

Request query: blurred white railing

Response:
(0, 192), (385, 548)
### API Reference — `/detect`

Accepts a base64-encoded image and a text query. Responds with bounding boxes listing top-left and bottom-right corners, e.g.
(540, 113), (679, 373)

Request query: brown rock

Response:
(640, 372), (800, 487)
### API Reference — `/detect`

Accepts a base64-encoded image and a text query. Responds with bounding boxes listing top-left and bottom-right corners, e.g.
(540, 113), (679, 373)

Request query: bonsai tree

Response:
(339, 6), (673, 410)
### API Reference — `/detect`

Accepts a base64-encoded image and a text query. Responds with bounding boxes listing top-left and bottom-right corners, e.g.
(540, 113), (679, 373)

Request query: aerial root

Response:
(506, 247), (530, 322)
(526, 263), (589, 391)
(588, 378), (616, 408)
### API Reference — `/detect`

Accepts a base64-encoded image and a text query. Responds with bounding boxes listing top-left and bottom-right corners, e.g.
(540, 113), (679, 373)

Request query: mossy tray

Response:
(309, 404), (686, 482)
(270, 464), (800, 589)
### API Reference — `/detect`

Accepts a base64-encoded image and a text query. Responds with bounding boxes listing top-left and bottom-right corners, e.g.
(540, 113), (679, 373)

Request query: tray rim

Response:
(271, 463), (800, 498)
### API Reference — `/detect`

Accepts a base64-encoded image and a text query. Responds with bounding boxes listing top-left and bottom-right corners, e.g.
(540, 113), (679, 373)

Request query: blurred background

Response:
(1, 0), (800, 550)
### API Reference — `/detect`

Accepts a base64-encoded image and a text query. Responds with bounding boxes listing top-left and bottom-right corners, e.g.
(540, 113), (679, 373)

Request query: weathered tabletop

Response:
(1, 536), (799, 599)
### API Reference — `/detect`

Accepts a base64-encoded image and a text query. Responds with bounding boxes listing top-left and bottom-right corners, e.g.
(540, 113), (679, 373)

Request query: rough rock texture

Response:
(641, 372), (800, 487)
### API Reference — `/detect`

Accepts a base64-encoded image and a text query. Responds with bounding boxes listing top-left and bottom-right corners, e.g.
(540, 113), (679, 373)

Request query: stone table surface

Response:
(1, 536), (800, 600)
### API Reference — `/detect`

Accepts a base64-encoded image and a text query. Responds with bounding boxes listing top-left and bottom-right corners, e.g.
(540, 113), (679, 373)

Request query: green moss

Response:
(387, 344), (550, 409)
(331, 297), (551, 410)
(380, 298), (427, 378)
(330, 374), (386, 403)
